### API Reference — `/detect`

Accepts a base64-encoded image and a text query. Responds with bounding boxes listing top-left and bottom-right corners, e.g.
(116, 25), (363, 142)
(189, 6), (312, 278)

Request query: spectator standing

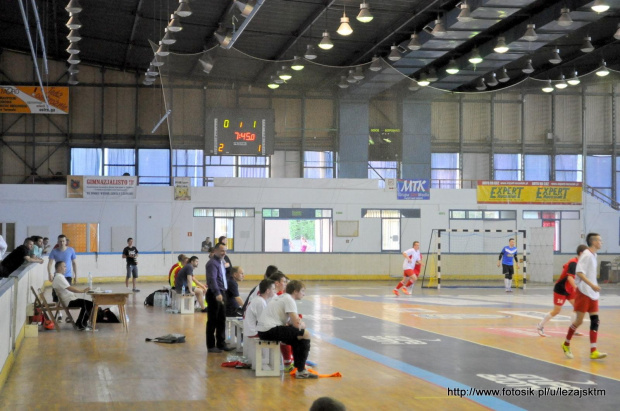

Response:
(122, 237), (140, 292)
(42, 237), (52, 255)
(201, 237), (212, 252)
(217, 236), (232, 278)
(48, 235), (78, 322)
(1, 238), (42, 278)
(205, 243), (234, 353)
(31, 236), (44, 258)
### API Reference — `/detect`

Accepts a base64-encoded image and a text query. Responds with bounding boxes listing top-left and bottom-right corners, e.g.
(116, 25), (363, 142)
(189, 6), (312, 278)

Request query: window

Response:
(138, 149), (170, 185)
(0, 223), (16, 253)
(204, 156), (269, 186)
(173, 149), (203, 186)
(61, 223), (98, 252)
(368, 161), (398, 188)
(71, 148), (102, 175)
(555, 154), (582, 182)
(238, 156), (270, 178)
(263, 208), (332, 253)
(524, 155), (550, 181)
(450, 210), (516, 220)
(587, 155), (612, 198)
(304, 151), (334, 178)
(494, 154), (522, 180)
(431, 153), (460, 188)
(104, 148), (135, 176)
(205, 156), (235, 186)
(361, 209), (421, 251)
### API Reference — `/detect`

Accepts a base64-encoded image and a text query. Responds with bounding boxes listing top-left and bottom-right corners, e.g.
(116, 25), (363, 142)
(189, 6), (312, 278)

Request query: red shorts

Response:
(552, 292), (576, 306)
(573, 289), (599, 313)
(403, 269), (418, 278)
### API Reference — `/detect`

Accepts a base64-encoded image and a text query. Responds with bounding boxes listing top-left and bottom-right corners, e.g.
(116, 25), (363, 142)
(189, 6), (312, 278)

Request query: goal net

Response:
(420, 229), (527, 289)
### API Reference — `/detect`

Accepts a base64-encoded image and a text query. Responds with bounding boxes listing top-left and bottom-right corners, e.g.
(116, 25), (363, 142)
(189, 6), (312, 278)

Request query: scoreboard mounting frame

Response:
(205, 108), (275, 156)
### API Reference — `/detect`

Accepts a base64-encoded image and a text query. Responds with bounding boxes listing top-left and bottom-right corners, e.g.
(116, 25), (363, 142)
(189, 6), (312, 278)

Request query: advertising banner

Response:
(0, 86), (69, 114)
(67, 176), (137, 199)
(477, 181), (582, 205)
(397, 179), (430, 200)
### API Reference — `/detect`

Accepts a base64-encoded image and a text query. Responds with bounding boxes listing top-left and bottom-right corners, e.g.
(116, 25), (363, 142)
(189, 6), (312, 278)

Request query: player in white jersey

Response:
(393, 241), (423, 296)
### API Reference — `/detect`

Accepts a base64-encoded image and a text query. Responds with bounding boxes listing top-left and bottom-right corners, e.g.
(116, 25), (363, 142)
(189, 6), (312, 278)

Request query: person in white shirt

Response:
(51, 261), (93, 331)
(242, 279), (275, 367)
(257, 280), (317, 379)
(561, 233), (607, 360)
(393, 241), (424, 296)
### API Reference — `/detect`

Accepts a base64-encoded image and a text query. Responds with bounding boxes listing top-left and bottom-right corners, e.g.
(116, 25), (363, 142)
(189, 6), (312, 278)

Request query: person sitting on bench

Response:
(51, 261), (93, 331)
(257, 280), (317, 379)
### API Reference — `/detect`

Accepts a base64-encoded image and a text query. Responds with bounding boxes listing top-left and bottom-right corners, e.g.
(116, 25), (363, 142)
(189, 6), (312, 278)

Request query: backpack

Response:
(144, 288), (170, 306)
(96, 307), (120, 323)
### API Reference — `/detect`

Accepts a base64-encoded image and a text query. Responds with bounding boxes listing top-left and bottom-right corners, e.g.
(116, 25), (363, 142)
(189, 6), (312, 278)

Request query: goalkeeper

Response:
(497, 238), (519, 292)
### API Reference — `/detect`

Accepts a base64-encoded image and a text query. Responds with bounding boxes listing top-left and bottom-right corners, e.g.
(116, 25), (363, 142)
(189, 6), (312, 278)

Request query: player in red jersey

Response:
(393, 241), (423, 296)
(537, 245), (587, 337)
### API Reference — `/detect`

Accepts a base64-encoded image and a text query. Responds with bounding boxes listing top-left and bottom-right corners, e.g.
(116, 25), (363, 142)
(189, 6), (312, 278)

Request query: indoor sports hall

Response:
(2, 1), (620, 410)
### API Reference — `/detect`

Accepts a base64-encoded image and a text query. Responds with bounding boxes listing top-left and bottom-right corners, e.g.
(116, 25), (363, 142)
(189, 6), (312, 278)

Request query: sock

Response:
(405, 280), (414, 287)
(590, 341), (597, 353)
(539, 313), (552, 328)
(504, 279), (509, 289)
(280, 344), (293, 365)
(565, 324), (577, 345)
(395, 281), (404, 290)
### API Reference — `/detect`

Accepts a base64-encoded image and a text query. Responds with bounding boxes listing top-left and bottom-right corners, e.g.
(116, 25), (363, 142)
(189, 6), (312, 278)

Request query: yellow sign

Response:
(0, 86), (69, 114)
(477, 181), (582, 205)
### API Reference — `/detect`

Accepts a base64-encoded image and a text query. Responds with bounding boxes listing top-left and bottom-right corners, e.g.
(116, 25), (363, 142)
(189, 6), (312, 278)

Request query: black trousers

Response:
(67, 298), (93, 328)
(258, 326), (310, 372)
(206, 290), (227, 349)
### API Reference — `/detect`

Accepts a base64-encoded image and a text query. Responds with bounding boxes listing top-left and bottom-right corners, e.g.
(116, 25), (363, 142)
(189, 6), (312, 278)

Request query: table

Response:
(89, 292), (131, 332)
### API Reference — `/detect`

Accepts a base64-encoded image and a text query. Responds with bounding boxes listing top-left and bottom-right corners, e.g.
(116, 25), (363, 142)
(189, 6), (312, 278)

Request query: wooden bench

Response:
(255, 340), (281, 377)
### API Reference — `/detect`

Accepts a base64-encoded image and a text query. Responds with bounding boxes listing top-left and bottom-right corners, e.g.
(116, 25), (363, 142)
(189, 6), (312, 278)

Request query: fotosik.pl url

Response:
(447, 387), (605, 399)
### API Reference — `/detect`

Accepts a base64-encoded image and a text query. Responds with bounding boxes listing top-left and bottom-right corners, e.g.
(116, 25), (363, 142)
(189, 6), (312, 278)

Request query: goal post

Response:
(421, 229), (527, 289)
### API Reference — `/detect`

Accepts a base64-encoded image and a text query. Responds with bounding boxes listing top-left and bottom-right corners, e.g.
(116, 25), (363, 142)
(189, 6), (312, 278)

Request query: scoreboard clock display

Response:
(206, 108), (275, 156)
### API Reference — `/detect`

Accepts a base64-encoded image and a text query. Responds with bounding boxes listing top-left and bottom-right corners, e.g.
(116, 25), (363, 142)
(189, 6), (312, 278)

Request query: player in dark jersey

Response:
(537, 244), (588, 337)
(497, 238), (519, 292)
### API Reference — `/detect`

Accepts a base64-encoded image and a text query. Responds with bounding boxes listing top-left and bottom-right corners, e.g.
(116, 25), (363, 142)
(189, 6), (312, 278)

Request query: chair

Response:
(30, 287), (60, 332)
(56, 296), (77, 325)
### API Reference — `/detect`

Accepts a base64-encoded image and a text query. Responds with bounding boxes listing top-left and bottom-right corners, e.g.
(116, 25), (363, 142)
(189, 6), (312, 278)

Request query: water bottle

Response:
(182, 284), (186, 296)
(88, 272), (93, 289)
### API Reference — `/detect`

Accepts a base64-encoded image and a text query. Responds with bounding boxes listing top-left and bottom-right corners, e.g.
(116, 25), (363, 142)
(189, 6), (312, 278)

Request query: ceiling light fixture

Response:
(549, 49), (562, 64)
(357, 1), (373, 23)
(65, 0), (82, 14)
(522, 58), (534, 74)
(468, 47), (482, 65)
(235, 0), (256, 18)
(291, 56), (305, 71)
(369, 55), (382, 72)
(408, 32), (422, 50)
(567, 70), (580, 86)
(580, 36), (594, 53)
(427, 68), (438, 82)
(151, 56), (164, 67)
(66, 43), (80, 54)
(338, 75), (349, 89)
(67, 64), (79, 75)
(215, 26), (233, 47)
(457, 1), (473, 23)
(167, 13), (183, 32)
(346, 70), (357, 83)
(522, 23), (537, 42)
(432, 16), (446, 37)
(146, 66), (159, 77)
(615, 23), (620, 40)
(304, 44), (318, 60)
(555, 74), (568, 89)
(497, 67), (510, 83)
(475, 78), (486, 91)
(388, 45), (401, 61)
(67, 55), (80, 64)
(66, 13), (82, 30)
(494, 37), (509, 53)
(268, 76), (280, 89)
(408, 80), (420, 91)
(337, 9), (353, 36)
(156, 41), (170, 56)
(418, 73), (430, 87)
(542, 80), (554, 93)
(278, 65), (292, 81)
(557, 7), (573, 27)
(67, 29), (81, 42)
(591, 0), (610, 13)
(319, 31), (333, 50)
(446, 58), (459, 75)
(175, 0), (192, 18)
(143, 78), (155, 86)
(486, 72), (498, 87)
(67, 73), (79, 85)
(274, 75), (284, 84)
(162, 29), (176, 45)
(596, 60), (609, 76)
(199, 55), (214, 74)
(353, 66), (365, 80)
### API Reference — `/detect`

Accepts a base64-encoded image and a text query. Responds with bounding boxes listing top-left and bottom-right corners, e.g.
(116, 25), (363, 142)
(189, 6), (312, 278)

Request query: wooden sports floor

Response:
(1, 281), (619, 410)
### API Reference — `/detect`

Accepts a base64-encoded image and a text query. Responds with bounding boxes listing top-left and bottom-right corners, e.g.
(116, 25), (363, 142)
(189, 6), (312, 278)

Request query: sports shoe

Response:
(574, 331), (584, 336)
(207, 347), (223, 353)
(562, 343), (573, 359)
(283, 363), (295, 373)
(57, 315), (63, 322)
(400, 287), (411, 295)
(537, 325), (546, 337)
(132, 289), (140, 293)
(77, 326), (93, 332)
(590, 351), (607, 360)
(392, 289), (399, 297)
(221, 345), (236, 352)
(295, 370), (318, 379)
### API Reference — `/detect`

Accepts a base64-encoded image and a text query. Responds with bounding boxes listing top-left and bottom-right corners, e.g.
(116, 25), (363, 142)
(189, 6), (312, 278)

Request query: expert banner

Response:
(477, 181), (582, 205)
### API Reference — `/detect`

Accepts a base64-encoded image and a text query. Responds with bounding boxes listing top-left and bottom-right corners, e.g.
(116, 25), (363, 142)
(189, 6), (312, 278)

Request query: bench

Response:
(225, 317), (244, 353)
(255, 339), (282, 377)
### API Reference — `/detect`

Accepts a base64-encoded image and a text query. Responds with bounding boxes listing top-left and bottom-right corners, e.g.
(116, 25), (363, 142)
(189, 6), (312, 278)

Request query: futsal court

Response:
(1, 280), (618, 410)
